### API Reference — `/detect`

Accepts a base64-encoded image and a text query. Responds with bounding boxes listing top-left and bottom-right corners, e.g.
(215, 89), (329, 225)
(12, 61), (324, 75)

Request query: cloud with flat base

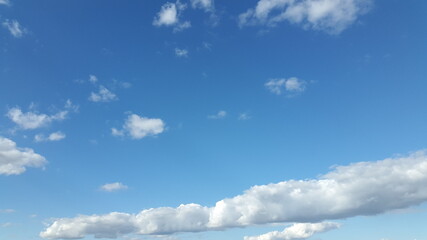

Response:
(40, 150), (427, 239)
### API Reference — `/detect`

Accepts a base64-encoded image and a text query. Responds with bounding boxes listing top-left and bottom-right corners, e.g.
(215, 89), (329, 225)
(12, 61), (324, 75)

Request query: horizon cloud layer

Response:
(40, 150), (427, 239)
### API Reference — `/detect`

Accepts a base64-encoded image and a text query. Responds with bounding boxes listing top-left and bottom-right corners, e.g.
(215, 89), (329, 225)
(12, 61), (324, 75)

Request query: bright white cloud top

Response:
(40, 150), (427, 239)
(7, 107), (68, 130)
(112, 114), (165, 139)
(100, 182), (128, 192)
(239, 0), (372, 34)
(244, 222), (341, 240)
(153, 1), (191, 32)
(0, 137), (47, 175)
(2, 19), (26, 38)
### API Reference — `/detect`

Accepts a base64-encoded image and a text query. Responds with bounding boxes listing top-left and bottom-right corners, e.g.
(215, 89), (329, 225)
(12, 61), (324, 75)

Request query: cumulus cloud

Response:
(208, 110), (227, 119)
(175, 48), (189, 57)
(244, 222), (340, 240)
(153, 1), (191, 32)
(265, 77), (306, 95)
(40, 150), (427, 239)
(239, 0), (372, 34)
(0, 136), (47, 175)
(7, 107), (68, 130)
(34, 132), (66, 142)
(2, 19), (26, 38)
(89, 86), (118, 102)
(100, 182), (129, 192)
(112, 114), (165, 139)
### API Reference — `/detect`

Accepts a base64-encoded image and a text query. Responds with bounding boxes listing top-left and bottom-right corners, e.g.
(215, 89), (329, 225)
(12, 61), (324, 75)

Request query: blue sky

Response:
(1, 0), (427, 239)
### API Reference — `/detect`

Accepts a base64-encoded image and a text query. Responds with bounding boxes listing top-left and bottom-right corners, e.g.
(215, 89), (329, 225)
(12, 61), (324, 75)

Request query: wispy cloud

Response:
(153, 1), (191, 32)
(1, 222), (12, 228)
(244, 222), (341, 240)
(239, 0), (372, 34)
(0, 137), (47, 175)
(265, 77), (306, 95)
(89, 75), (98, 84)
(112, 114), (166, 140)
(40, 150), (427, 239)
(191, 0), (214, 12)
(208, 110), (227, 119)
(0, 0), (10, 6)
(35, 132), (66, 142)
(175, 48), (189, 57)
(2, 19), (26, 38)
(100, 182), (129, 192)
(0, 209), (15, 213)
(238, 113), (251, 120)
(89, 86), (118, 102)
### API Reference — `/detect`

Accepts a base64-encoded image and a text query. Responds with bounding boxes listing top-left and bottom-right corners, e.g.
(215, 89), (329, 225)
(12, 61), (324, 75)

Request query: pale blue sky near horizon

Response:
(1, 0), (427, 240)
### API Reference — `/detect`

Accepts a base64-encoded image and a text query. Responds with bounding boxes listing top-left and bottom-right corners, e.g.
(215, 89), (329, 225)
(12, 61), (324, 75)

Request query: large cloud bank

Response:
(41, 150), (427, 239)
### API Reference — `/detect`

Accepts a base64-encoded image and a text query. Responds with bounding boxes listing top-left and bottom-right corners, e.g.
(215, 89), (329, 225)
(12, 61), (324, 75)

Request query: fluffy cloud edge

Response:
(238, 0), (373, 34)
(244, 222), (341, 240)
(0, 136), (47, 175)
(153, 1), (191, 32)
(40, 150), (427, 239)
(112, 114), (166, 140)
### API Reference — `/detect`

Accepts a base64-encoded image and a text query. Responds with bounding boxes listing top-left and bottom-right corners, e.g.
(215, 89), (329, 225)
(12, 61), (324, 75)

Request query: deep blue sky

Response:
(1, 1), (427, 240)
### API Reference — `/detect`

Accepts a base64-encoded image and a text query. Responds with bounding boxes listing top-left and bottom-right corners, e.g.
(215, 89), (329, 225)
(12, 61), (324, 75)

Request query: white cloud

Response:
(239, 0), (372, 34)
(191, 0), (214, 12)
(208, 110), (227, 119)
(40, 150), (427, 239)
(265, 77), (306, 95)
(7, 107), (68, 130)
(112, 114), (165, 139)
(244, 222), (340, 240)
(89, 75), (98, 84)
(89, 86), (118, 102)
(175, 48), (189, 57)
(153, 1), (191, 32)
(0, 0), (10, 6)
(35, 132), (66, 142)
(2, 19), (26, 38)
(0, 136), (47, 175)
(238, 113), (251, 120)
(100, 182), (129, 192)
